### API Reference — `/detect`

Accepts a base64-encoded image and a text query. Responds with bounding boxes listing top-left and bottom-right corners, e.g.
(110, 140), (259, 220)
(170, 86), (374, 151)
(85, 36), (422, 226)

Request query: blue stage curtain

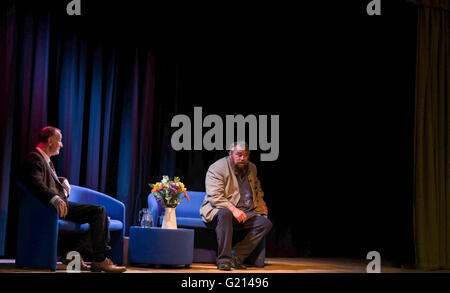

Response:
(0, 2), (178, 255)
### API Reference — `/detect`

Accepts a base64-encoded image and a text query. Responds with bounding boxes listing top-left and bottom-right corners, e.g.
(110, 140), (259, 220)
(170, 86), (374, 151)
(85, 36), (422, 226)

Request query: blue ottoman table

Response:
(128, 226), (194, 267)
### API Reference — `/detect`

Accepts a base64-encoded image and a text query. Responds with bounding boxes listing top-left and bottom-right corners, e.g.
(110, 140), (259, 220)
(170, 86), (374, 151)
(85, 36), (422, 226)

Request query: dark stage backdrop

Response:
(1, 0), (417, 265)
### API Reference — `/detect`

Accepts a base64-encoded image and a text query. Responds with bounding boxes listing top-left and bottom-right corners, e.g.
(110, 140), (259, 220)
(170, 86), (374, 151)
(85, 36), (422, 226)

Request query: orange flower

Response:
(151, 182), (163, 193)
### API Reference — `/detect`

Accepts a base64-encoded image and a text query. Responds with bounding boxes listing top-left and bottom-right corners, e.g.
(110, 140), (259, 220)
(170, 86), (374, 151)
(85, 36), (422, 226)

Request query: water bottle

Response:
(139, 208), (153, 228)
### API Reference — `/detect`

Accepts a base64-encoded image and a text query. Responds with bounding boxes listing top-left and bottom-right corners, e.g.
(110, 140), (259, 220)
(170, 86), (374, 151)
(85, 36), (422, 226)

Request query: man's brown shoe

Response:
(91, 258), (127, 273)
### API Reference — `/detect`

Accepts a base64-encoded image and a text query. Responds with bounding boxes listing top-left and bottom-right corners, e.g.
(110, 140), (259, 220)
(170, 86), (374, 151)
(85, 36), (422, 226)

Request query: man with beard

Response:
(200, 141), (272, 271)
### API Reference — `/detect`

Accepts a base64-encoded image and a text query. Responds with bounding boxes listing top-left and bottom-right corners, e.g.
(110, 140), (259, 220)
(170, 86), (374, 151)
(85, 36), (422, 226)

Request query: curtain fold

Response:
(413, 3), (450, 270)
(57, 34), (87, 185)
(85, 46), (104, 190)
(116, 52), (141, 231)
(0, 3), (17, 256)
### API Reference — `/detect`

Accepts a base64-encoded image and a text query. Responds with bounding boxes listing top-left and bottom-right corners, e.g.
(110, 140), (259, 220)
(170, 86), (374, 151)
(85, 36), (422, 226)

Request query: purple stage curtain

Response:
(0, 3), (17, 256)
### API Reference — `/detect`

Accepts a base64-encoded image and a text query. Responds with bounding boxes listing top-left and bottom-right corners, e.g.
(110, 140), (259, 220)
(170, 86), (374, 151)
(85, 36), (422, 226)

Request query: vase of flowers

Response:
(150, 175), (189, 229)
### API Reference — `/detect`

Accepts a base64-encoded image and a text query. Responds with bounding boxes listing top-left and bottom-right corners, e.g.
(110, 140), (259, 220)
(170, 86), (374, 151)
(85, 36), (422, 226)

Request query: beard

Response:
(233, 161), (249, 178)
(232, 158), (248, 168)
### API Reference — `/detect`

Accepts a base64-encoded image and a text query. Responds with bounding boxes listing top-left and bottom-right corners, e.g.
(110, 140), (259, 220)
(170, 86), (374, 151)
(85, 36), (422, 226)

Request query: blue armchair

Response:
(16, 182), (125, 271)
(147, 191), (266, 267)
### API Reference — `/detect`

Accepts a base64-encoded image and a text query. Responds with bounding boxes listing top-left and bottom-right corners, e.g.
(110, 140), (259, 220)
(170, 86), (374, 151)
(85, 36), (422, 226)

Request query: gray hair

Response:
(228, 141), (249, 152)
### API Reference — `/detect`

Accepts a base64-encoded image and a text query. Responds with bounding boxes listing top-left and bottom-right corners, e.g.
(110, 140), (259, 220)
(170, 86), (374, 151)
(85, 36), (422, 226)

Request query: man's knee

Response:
(216, 208), (233, 222)
(264, 218), (272, 233)
(95, 205), (107, 218)
(257, 217), (272, 234)
(214, 209), (234, 229)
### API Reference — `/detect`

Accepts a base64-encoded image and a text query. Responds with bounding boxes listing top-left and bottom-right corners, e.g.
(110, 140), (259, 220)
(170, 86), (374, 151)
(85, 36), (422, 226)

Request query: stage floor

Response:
(1, 258), (449, 273)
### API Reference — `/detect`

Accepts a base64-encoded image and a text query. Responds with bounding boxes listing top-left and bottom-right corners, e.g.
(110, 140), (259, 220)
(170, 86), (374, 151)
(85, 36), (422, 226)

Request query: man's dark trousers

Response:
(64, 202), (111, 262)
(209, 208), (272, 265)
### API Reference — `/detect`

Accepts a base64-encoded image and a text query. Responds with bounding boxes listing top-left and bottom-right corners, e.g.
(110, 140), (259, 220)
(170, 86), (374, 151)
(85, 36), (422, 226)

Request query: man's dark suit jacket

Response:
(21, 150), (69, 207)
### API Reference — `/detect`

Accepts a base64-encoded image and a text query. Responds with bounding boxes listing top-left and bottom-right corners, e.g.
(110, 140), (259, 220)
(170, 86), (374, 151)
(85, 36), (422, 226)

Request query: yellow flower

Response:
(178, 183), (185, 189)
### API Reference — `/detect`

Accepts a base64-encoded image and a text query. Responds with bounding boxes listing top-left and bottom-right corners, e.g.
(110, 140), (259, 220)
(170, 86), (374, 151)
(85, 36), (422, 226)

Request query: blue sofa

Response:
(147, 191), (266, 267)
(16, 182), (125, 271)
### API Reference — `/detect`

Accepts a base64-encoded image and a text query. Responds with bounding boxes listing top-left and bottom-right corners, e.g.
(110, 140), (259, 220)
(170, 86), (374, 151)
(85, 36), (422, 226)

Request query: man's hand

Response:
(52, 197), (68, 218)
(229, 205), (247, 223)
(62, 179), (71, 195)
